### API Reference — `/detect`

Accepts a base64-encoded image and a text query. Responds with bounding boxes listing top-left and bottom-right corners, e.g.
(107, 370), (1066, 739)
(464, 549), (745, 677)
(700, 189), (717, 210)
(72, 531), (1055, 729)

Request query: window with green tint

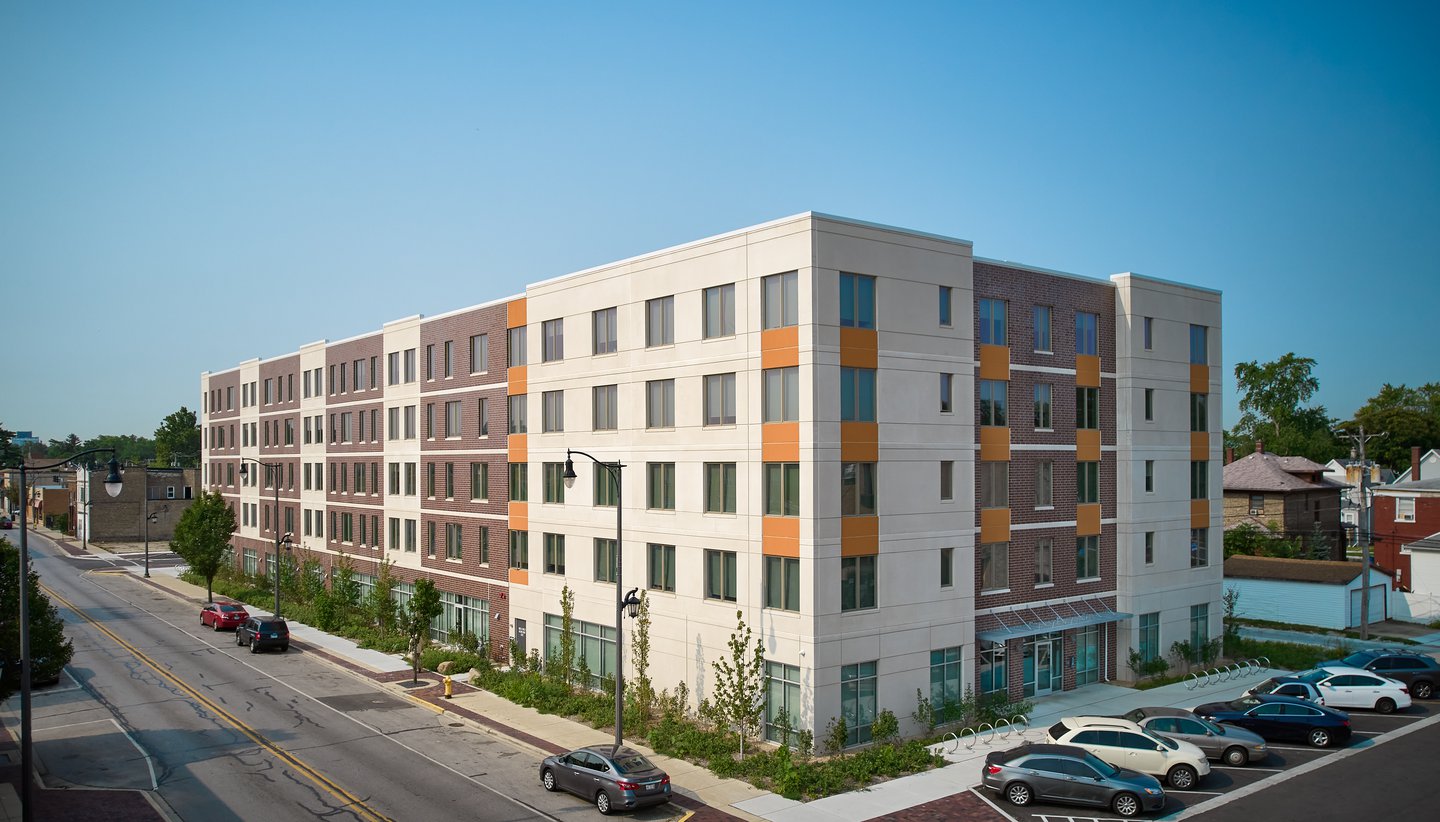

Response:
(705, 550), (737, 601)
(764, 463), (800, 516)
(840, 367), (876, 422)
(648, 543), (676, 592)
(704, 462), (737, 513)
(647, 462), (675, 510)
(764, 556), (800, 611)
(594, 538), (617, 582)
(543, 533), (565, 574)
(543, 462), (565, 503)
(840, 555), (876, 611)
(1077, 461), (1099, 504)
(980, 380), (1008, 426)
(509, 462), (528, 502)
(838, 272), (875, 329)
(1076, 535), (1099, 579)
(1076, 387), (1099, 429)
(841, 661), (877, 745)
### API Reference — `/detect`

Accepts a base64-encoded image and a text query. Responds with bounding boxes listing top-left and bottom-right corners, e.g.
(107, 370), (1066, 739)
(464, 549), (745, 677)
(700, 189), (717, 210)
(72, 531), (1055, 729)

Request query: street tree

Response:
(154, 407), (201, 467)
(1345, 383), (1440, 470)
(404, 577), (443, 684)
(0, 423), (21, 466)
(169, 491), (237, 602)
(711, 609), (767, 758)
(1, 538), (75, 700)
(1228, 353), (1340, 462)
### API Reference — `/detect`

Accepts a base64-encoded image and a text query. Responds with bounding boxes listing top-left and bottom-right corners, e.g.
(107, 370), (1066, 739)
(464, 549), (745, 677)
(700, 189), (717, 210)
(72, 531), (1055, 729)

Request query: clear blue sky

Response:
(3, 1), (1436, 442)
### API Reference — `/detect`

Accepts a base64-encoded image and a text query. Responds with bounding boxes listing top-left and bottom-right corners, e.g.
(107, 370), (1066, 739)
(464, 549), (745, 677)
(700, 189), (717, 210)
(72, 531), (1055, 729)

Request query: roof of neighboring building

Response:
(1404, 532), (1440, 553)
(1223, 450), (1348, 493)
(1223, 554), (1391, 584)
(1393, 449), (1440, 484)
(1377, 477), (1440, 494)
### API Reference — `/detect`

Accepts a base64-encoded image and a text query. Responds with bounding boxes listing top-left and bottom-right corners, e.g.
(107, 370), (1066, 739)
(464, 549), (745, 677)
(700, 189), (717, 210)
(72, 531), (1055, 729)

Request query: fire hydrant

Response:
(443, 675), (453, 699)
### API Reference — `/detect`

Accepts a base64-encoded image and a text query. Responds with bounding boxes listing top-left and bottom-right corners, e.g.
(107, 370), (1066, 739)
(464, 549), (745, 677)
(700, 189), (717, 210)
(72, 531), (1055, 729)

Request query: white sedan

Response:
(1300, 665), (1412, 713)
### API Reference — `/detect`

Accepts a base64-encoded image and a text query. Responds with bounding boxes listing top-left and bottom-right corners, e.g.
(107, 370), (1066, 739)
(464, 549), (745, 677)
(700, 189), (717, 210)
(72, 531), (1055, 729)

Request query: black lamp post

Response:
(6, 449), (122, 822)
(238, 458), (287, 617)
(563, 449), (637, 752)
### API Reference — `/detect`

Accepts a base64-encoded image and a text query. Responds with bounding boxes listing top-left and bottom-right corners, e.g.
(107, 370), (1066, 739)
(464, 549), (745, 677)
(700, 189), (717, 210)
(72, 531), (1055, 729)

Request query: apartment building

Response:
(200, 213), (1222, 743)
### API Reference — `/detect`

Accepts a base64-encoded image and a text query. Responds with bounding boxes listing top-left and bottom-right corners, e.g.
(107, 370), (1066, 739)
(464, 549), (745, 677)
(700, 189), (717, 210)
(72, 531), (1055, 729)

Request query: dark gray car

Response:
(236, 617), (289, 653)
(539, 745), (671, 815)
(1122, 707), (1269, 766)
(981, 742), (1166, 818)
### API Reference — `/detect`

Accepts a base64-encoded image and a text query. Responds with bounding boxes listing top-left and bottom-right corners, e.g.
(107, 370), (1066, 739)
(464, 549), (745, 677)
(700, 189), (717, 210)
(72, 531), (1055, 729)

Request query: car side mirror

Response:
(1156, 745), (1166, 752)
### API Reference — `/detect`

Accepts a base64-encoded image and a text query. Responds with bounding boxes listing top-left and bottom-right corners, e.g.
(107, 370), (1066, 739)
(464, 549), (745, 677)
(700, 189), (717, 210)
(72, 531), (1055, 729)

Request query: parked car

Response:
(539, 744), (671, 815)
(236, 617), (290, 653)
(981, 742), (1166, 817)
(1317, 648), (1440, 700)
(0, 515), (12, 529)
(1044, 716), (1210, 789)
(1288, 666), (1411, 713)
(1120, 707), (1269, 766)
(1193, 693), (1352, 748)
(201, 602), (249, 631)
(1248, 676), (1325, 705)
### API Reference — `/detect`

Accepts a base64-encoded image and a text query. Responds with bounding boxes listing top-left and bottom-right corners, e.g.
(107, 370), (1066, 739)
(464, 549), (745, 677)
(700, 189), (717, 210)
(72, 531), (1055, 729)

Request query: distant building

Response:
(1224, 554), (1390, 630)
(1322, 457), (1393, 542)
(1221, 442), (1345, 558)
(1371, 449), (1440, 593)
(76, 466), (199, 543)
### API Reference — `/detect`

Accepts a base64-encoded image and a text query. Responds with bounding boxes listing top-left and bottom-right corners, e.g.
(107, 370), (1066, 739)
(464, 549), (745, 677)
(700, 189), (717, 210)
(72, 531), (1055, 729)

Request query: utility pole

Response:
(1336, 425), (1385, 640)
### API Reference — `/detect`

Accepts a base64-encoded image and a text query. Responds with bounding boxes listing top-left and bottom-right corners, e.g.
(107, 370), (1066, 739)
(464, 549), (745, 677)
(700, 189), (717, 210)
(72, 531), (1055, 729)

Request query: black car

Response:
(539, 745), (671, 815)
(980, 742), (1166, 818)
(236, 617), (290, 653)
(1193, 693), (1351, 748)
(1318, 648), (1440, 700)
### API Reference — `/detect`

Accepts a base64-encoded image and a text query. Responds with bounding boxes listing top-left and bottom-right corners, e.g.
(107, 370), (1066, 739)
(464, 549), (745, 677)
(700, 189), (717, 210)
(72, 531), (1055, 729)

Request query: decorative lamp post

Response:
(6, 450), (122, 822)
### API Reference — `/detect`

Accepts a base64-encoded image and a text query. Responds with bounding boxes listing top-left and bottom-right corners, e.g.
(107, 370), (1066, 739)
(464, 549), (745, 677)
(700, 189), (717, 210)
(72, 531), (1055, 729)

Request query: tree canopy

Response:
(154, 407), (201, 467)
(1227, 353), (1342, 463)
(1343, 383), (1440, 471)
(170, 491), (237, 602)
(1, 538), (75, 700)
(404, 578), (443, 684)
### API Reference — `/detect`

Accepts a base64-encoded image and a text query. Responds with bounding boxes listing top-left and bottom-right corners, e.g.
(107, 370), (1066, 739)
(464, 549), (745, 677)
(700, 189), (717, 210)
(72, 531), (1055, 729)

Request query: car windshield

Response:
(219, 605), (244, 612)
(1146, 731), (1178, 750)
(1296, 669), (1328, 684)
(612, 753), (655, 774)
(1081, 751), (1119, 777)
(1229, 696), (1261, 710)
(1252, 679), (1281, 694)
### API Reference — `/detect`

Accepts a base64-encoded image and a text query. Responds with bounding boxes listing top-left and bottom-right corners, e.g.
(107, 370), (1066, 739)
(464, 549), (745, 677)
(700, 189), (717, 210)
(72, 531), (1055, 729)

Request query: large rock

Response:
(437, 660), (456, 675)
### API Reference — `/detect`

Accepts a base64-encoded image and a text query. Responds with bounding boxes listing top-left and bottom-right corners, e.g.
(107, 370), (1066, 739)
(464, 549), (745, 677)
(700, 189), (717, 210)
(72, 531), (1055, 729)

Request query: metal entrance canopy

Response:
(976, 598), (1132, 642)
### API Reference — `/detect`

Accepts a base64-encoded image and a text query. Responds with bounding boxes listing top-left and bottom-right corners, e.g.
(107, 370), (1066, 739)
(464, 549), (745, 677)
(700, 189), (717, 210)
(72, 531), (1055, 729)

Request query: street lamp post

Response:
(238, 458), (287, 617)
(563, 449), (639, 752)
(143, 495), (163, 579)
(5, 450), (123, 822)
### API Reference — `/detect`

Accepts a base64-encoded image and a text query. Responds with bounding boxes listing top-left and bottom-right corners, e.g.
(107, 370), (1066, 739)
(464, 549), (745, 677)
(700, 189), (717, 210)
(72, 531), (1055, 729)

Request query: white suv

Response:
(1045, 716), (1211, 789)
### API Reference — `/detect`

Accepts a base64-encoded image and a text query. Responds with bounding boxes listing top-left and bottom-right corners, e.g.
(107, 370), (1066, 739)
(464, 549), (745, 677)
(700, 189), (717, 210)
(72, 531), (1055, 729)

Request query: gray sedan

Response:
(539, 744), (671, 815)
(1122, 707), (1269, 766)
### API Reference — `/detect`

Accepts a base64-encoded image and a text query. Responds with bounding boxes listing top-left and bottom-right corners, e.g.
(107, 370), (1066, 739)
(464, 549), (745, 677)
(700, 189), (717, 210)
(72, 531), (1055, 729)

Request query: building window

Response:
(980, 380), (1008, 426)
(1036, 460), (1053, 507)
(478, 397), (489, 436)
(646, 379), (675, 428)
(425, 462), (436, 497)
(1191, 393), (1208, 432)
(443, 340), (454, 378)
(508, 395), (527, 434)
(840, 555), (877, 611)
(979, 640), (1006, 696)
(840, 367), (876, 422)
(1034, 384), (1052, 429)
(543, 462), (566, 504)
(1191, 527), (1209, 567)
(1397, 498), (1416, 522)
(703, 283), (736, 339)
(1139, 612), (1160, 663)
(1035, 538), (1053, 585)
(1190, 603), (1209, 650)
(1190, 460), (1208, 500)
(425, 344), (435, 381)
(1144, 531), (1155, 564)
(939, 373), (953, 413)
(1144, 388), (1154, 422)
(1034, 305), (1052, 352)
(543, 533), (565, 574)
(648, 543), (676, 592)
(542, 318), (564, 362)
(404, 348), (417, 382)
(704, 462), (737, 514)
(509, 530), (529, 569)
(1077, 535), (1099, 580)
(1078, 462), (1099, 504)
(404, 405), (416, 439)
(445, 401), (462, 438)
(765, 462), (800, 516)
(1072, 312), (1100, 359)
(764, 661), (801, 743)
(839, 272), (875, 329)
(446, 523), (463, 560)
(1190, 324), (1207, 365)
(471, 462), (489, 501)
(404, 519), (416, 552)
(939, 547), (954, 588)
(592, 307), (617, 355)
(509, 463), (528, 502)
(424, 404), (434, 439)
(940, 460), (954, 501)
(542, 390), (564, 433)
(593, 468), (618, 507)
(841, 661), (878, 746)
(763, 271), (799, 329)
(646, 296), (674, 347)
(704, 373), (737, 426)
(938, 286), (952, 326)
(1076, 387), (1099, 429)
(1145, 460), (1155, 493)
(979, 462), (1008, 509)
(763, 367), (799, 422)
(981, 542), (1008, 592)
(507, 327), (527, 367)
(978, 298), (1006, 345)
(705, 550), (738, 601)
(647, 462), (676, 510)
(594, 538), (617, 583)
(404, 462), (417, 495)
(593, 384), (618, 431)
(841, 462), (877, 516)
(470, 333), (488, 373)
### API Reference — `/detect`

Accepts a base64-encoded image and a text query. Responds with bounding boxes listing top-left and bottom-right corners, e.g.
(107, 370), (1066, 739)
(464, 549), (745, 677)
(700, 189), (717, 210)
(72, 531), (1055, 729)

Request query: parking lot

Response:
(968, 698), (1437, 821)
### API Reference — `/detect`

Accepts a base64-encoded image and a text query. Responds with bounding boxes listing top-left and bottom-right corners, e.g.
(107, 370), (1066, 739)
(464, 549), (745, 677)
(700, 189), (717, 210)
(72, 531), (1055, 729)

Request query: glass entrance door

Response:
(1023, 632), (1065, 696)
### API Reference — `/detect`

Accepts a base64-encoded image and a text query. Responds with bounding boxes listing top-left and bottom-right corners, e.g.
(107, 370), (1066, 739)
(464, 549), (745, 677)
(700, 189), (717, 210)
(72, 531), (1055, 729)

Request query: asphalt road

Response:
(5, 530), (671, 821)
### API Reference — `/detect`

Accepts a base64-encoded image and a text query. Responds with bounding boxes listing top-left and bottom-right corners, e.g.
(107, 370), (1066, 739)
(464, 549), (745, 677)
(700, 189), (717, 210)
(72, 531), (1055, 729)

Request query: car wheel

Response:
(280, 645), (289, 652)
(1223, 746), (1249, 766)
(213, 621), (221, 632)
(1308, 728), (1331, 748)
(540, 769), (557, 792)
(1413, 681), (1434, 700)
(249, 639), (260, 654)
(236, 634), (245, 646)
(595, 790), (613, 815)
(1375, 697), (1397, 714)
(1113, 792), (1141, 818)
(1005, 782), (1033, 807)
(1167, 764), (1198, 789)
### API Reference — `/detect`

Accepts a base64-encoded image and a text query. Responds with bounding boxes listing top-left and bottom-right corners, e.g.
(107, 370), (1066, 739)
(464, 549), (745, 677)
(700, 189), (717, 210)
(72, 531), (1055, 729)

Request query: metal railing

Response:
(937, 714), (1031, 754)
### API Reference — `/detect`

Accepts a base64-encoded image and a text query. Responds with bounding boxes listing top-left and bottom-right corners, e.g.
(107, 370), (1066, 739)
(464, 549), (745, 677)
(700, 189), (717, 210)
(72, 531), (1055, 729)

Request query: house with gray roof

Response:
(1222, 442), (1346, 558)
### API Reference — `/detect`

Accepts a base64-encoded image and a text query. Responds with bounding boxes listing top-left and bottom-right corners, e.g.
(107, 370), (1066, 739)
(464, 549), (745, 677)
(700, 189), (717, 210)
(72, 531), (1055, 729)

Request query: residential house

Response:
(1221, 443), (1345, 558)
(1371, 449), (1440, 592)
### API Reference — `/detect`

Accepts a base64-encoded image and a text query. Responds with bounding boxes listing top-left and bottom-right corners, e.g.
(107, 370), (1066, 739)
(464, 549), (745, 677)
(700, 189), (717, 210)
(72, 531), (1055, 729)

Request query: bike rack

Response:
(1011, 714), (1030, 733)
(942, 731), (961, 753)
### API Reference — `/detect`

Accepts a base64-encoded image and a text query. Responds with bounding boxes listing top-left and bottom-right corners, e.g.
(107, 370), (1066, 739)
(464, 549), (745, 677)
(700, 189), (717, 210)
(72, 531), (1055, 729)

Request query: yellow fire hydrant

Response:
(443, 675), (453, 699)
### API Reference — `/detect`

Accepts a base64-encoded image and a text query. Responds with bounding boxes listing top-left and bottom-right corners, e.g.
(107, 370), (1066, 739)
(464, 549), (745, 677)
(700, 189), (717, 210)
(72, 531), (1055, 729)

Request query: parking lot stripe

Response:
(1211, 766), (1284, 772)
(1166, 790), (1224, 796)
(1351, 730), (1383, 735)
(968, 786), (1021, 821)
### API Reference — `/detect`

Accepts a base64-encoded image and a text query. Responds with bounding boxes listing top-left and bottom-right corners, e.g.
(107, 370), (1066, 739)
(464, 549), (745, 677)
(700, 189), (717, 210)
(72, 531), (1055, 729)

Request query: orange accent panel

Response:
(1191, 499), (1210, 529)
(507, 299), (526, 329)
(762, 423), (800, 462)
(979, 508), (1010, 544)
(761, 327), (800, 369)
(508, 501), (528, 531)
(508, 568), (529, 586)
(508, 433), (527, 463)
(840, 422), (878, 462)
(763, 516), (800, 557)
(1191, 431), (1210, 462)
(1077, 503), (1101, 536)
(1190, 364), (1209, 395)
(978, 345), (1010, 381)
(508, 366), (527, 395)
(838, 327), (877, 369)
(1076, 429), (1101, 462)
(1076, 354), (1100, 388)
(979, 426), (1010, 462)
(841, 515), (878, 556)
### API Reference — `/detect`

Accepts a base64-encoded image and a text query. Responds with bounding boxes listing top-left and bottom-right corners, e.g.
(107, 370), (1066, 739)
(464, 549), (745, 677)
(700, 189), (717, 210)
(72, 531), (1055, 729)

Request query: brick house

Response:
(1221, 442), (1345, 558)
